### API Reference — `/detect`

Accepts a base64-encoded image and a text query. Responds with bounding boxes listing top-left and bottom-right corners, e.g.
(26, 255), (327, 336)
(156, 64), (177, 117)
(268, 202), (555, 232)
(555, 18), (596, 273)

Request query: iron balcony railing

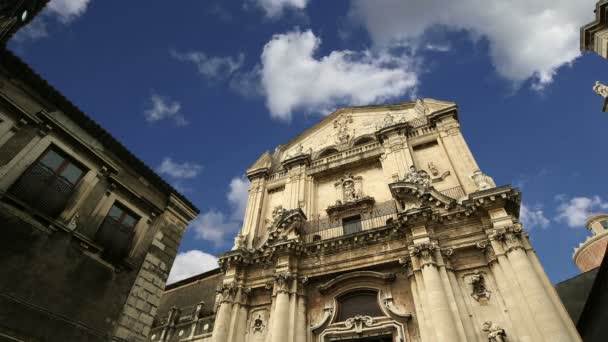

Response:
(9, 161), (76, 218)
(95, 216), (135, 262)
(302, 200), (398, 243)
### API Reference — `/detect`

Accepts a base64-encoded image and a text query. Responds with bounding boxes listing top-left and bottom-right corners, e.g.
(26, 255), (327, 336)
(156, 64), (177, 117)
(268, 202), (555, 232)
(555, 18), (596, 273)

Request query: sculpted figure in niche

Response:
(470, 270), (491, 300)
(333, 114), (353, 147)
(482, 321), (507, 342)
(335, 172), (363, 203)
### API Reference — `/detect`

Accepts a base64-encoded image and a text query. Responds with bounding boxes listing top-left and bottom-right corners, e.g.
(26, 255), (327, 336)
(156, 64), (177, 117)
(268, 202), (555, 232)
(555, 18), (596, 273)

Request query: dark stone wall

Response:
(0, 126), (36, 167)
(0, 208), (139, 341)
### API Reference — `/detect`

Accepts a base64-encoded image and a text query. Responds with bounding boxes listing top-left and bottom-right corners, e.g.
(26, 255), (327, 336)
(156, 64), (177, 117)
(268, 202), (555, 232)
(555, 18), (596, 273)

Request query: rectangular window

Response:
(601, 220), (608, 230)
(9, 146), (85, 218)
(342, 215), (362, 235)
(95, 203), (139, 262)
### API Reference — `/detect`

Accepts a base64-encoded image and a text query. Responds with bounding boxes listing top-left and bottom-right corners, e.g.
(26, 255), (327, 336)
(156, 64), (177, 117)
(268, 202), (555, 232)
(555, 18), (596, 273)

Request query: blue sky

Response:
(10, 0), (608, 284)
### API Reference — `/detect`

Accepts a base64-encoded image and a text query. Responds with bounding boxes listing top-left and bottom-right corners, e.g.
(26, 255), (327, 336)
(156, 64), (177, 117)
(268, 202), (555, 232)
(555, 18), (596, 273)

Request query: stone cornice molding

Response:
(281, 153), (311, 170)
(389, 182), (457, 211)
(317, 271), (396, 294)
(374, 121), (409, 144)
(462, 186), (521, 212)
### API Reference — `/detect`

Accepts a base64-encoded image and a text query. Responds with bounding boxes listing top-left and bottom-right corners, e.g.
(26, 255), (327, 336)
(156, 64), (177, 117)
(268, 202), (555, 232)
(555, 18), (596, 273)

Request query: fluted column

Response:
(442, 250), (479, 342)
(436, 116), (478, 193)
(411, 243), (458, 342)
(401, 259), (431, 342)
(228, 286), (250, 342)
(376, 121), (412, 182)
(492, 225), (579, 342)
(241, 176), (266, 248)
(295, 276), (308, 342)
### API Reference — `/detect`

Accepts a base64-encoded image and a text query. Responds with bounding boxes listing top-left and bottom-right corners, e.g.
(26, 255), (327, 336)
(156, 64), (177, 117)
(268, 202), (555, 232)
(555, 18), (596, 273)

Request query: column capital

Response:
(410, 242), (439, 268)
(273, 271), (295, 294)
(489, 224), (525, 253)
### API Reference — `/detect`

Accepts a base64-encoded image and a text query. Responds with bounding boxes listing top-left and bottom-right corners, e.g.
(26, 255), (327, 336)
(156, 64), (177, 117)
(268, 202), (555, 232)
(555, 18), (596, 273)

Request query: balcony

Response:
(8, 161), (76, 218)
(302, 200), (398, 243)
(94, 216), (135, 262)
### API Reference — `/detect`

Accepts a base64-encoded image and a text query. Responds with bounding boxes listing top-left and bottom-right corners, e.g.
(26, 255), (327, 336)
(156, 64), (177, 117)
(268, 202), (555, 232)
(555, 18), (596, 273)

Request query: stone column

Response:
(477, 240), (539, 342)
(295, 276), (308, 342)
(270, 272), (293, 342)
(401, 259), (431, 342)
(441, 250), (479, 342)
(492, 225), (578, 342)
(411, 243), (458, 342)
(240, 176), (266, 248)
(227, 286), (250, 342)
(376, 122), (412, 182)
(436, 116), (478, 193)
(211, 284), (236, 342)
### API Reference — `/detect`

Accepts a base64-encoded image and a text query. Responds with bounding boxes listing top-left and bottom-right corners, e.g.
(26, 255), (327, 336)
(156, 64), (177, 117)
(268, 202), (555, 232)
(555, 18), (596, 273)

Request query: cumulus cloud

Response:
(349, 0), (596, 89)
(156, 158), (203, 179)
(47, 0), (91, 23)
(191, 176), (250, 247)
(166, 250), (219, 284)
(260, 29), (418, 120)
(253, 0), (309, 18)
(13, 0), (91, 41)
(520, 203), (550, 229)
(171, 50), (245, 80)
(556, 196), (608, 228)
(144, 93), (188, 126)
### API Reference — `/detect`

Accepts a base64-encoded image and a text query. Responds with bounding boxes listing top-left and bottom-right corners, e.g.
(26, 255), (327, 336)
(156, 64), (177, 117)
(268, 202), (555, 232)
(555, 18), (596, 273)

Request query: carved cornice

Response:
(374, 121), (409, 144)
(389, 181), (456, 212)
(281, 153), (311, 170)
(326, 196), (375, 217)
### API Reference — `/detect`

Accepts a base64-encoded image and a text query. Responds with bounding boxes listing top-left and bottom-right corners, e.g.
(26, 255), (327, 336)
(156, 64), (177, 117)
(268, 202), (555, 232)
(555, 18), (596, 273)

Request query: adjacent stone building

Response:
(149, 99), (581, 342)
(0, 48), (199, 341)
(573, 213), (608, 272)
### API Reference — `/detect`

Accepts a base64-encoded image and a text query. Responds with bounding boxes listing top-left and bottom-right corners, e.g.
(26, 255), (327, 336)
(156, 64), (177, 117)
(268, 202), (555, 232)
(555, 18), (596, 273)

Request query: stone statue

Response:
(482, 321), (507, 342)
(335, 172), (363, 203)
(471, 169), (495, 190)
(593, 81), (608, 98)
(333, 114), (354, 146)
(470, 271), (491, 300)
(428, 162), (439, 176)
(271, 205), (286, 224)
(404, 166), (430, 187)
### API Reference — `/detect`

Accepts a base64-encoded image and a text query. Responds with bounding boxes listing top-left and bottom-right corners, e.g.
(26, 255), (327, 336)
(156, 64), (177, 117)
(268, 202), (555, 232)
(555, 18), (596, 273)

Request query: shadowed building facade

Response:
(0, 48), (198, 341)
(149, 99), (580, 342)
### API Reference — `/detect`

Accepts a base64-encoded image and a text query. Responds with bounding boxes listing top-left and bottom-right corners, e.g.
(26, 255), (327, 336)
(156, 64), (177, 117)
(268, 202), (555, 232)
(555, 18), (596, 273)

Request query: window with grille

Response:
(342, 215), (362, 235)
(336, 290), (384, 321)
(9, 147), (85, 218)
(95, 203), (139, 262)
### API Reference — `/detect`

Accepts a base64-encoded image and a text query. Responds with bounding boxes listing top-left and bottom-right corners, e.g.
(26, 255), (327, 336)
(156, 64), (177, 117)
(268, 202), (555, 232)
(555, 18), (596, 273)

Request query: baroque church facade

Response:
(150, 99), (580, 342)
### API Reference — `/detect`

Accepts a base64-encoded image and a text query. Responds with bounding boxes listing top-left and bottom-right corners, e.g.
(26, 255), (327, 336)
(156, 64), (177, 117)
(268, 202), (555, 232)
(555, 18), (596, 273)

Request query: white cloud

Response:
(166, 250), (218, 284)
(144, 93), (188, 126)
(156, 157), (203, 179)
(253, 0), (309, 18)
(171, 50), (245, 80)
(556, 196), (608, 228)
(260, 29), (418, 120)
(520, 203), (550, 229)
(13, 0), (91, 41)
(349, 0), (596, 89)
(47, 0), (91, 23)
(191, 176), (250, 247)
(228, 176), (249, 220)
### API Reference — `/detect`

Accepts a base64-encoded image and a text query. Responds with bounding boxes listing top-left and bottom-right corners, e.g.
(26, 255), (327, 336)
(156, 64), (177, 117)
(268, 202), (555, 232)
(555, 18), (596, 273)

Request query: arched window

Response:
(352, 136), (375, 146)
(336, 290), (384, 321)
(318, 147), (339, 158)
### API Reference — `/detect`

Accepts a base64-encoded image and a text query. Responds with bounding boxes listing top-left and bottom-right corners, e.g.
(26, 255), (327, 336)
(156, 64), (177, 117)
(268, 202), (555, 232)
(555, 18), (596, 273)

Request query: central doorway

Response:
(339, 335), (393, 342)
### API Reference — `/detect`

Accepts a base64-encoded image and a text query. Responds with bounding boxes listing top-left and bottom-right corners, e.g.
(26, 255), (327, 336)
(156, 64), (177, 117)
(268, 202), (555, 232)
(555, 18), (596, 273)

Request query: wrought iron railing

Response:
(94, 216), (134, 262)
(8, 161), (76, 218)
(302, 200), (398, 243)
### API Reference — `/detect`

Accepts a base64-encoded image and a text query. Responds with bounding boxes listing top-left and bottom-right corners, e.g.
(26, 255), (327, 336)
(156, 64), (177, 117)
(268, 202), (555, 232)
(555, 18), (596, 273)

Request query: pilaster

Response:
(375, 121), (413, 182)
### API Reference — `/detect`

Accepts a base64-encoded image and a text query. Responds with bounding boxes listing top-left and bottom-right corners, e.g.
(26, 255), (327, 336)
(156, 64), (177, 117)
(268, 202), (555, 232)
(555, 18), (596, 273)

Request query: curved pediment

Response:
(253, 207), (307, 251)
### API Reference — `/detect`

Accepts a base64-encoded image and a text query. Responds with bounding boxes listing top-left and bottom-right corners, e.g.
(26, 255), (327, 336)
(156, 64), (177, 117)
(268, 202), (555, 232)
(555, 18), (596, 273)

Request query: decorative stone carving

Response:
(252, 314), (265, 333)
(333, 114), (354, 147)
(273, 272), (294, 292)
(334, 172), (363, 203)
(411, 242), (438, 266)
(593, 81), (608, 98)
(470, 271), (491, 301)
(471, 169), (496, 190)
(271, 205), (287, 224)
(428, 162), (439, 176)
(344, 315), (374, 333)
(482, 321), (507, 342)
(194, 301), (205, 319)
(403, 166), (431, 187)
(415, 99), (429, 116)
(67, 213), (79, 230)
(233, 234), (245, 250)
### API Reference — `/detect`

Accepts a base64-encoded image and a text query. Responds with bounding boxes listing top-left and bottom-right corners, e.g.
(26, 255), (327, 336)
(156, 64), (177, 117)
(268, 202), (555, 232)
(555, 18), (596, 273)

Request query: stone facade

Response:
(581, 0), (608, 111)
(0, 50), (198, 341)
(573, 213), (608, 272)
(0, 1), (49, 45)
(150, 99), (581, 342)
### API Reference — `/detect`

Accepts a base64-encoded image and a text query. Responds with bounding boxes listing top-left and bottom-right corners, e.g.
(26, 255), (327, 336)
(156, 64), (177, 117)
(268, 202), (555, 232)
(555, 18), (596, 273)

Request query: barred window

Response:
(342, 215), (362, 235)
(95, 203), (139, 262)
